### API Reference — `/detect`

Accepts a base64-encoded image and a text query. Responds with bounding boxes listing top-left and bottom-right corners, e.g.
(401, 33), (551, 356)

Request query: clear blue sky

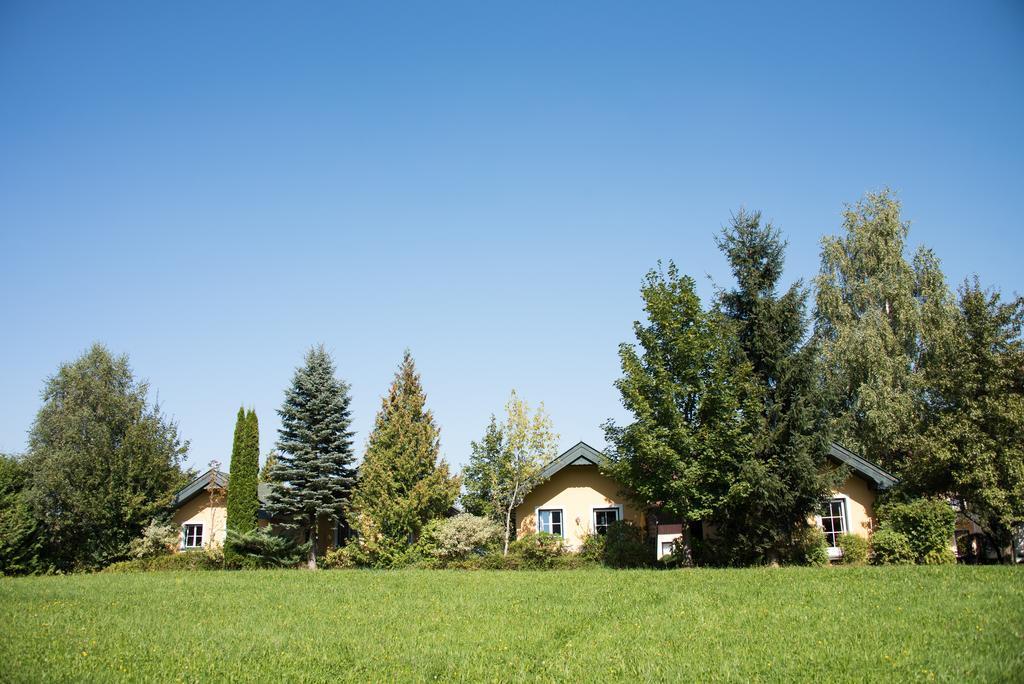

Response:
(2, 2), (1022, 472)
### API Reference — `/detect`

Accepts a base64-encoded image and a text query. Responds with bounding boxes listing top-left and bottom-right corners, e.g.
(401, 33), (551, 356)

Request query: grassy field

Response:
(1, 566), (1021, 682)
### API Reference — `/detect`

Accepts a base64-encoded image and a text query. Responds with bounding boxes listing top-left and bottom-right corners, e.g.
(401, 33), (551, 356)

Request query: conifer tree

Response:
(714, 210), (840, 564)
(349, 351), (460, 564)
(227, 408), (260, 533)
(265, 346), (356, 569)
(461, 415), (504, 519)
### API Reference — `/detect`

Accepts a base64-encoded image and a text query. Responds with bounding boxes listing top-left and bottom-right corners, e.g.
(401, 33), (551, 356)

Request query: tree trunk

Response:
(503, 481), (520, 556)
(308, 526), (318, 570)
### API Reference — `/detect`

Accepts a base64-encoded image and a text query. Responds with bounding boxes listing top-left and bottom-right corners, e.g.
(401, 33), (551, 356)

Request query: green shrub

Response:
(322, 545), (356, 569)
(837, 533), (869, 565)
(794, 525), (829, 566)
(875, 498), (956, 564)
(601, 521), (650, 568)
(923, 547), (957, 565)
(418, 514), (502, 562)
(128, 520), (179, 559)
(870, 528), (915, 565)
(507, 532), (566, 568)
(225, 528), (309, 569)
(579, 533), (605, 563)
(104, 549), (228, 573)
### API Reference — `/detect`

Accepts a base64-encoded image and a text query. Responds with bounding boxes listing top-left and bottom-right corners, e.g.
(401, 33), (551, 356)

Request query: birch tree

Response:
(463, 391), (558, 554)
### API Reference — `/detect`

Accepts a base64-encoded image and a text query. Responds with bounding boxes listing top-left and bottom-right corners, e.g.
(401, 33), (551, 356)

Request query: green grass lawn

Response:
(1, 566), (1021, 682)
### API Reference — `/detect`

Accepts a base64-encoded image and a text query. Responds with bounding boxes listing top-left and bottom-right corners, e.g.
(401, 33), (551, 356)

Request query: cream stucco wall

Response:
(171, 491), (227, 551)
(829, 471), (878, 540)
(514, 465), (642, 549)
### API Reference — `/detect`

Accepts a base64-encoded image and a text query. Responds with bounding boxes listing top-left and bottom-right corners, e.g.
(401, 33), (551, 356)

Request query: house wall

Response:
(171, 491), (227, 551)
(514, 464), (643, 549)
(831, 472), (878, 539)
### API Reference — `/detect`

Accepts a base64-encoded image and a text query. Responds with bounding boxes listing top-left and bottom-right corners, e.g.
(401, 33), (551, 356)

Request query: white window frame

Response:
(592, 505), (624, 536)
(182, 523), (204, 549)
(535, 508), (564, 537)
(817, 496), (850, 559)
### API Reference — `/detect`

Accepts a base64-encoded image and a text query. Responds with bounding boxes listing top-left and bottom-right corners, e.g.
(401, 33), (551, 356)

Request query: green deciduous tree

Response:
(21, 344), (190, 571)
(713, 210), (840, 564)
(227, 408), (260, 533)
(462, 391), (559, 554)
(814, 189), (952, 476)
(914, 279), (1024, 559)
(348, 351), (460, 565)
(265, 345), (357, 570)
(603, 262), (764, 563)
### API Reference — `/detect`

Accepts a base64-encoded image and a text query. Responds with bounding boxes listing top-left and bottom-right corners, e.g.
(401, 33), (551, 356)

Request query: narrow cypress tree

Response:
(227, 407), (260, 533)
(266, 345), (356, 569)
(349, 351), (460, 565)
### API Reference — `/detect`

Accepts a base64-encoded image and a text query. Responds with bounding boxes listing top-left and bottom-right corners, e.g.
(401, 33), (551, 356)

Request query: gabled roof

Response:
(829, 442), (898, 490)
(170, 469), (228, 508)
(539, 441), (608, 479)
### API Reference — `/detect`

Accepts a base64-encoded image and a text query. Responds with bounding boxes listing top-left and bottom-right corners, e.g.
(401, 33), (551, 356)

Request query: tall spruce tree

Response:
(814, 189), (951, 475)
(265, 345), (356, 569)
(603, 262), (764, 564)
(714, 210), (840, 564)
(349, 351), (460, 565)
(227, 407), (260, 532)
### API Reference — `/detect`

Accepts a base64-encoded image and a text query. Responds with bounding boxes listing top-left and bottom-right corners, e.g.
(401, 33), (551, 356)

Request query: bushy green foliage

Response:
(914, 279), (1024, 558)
(876, 498), (955, 564)
(579, 533), (605, 563)
(225, 528), (310, 569)
(128, 520), (179, 559)
(103, 549), (228, 573)
(349, 351), (460, 565)
(461, 394), (558, 554)
(870, 528), (915, 565)
(418, 514), (502, 561)
(0, 455), (44, 575)
(603, 262), (764, 556)
(266, 345), (357, 569)
(601, 521), (650, 568)
(227, 408), (260, 533)
(713, 210), (841, 565)
(507, 532), (566, 568)
(21, 344), (190, 572)
(837, 533), (869, 565)
(794, 525), (829, 566)
(815, 189), (950, 476)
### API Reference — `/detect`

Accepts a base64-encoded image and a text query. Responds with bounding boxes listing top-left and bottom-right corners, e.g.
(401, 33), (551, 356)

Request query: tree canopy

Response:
(21, 344), (190, 571)
(348, 351), (460, 565)
(265, 345), (357, 569)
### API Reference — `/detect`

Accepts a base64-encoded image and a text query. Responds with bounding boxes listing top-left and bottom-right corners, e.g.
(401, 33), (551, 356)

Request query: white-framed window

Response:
(661, 541), (674, 558)
(182, 523), (204, 549)
(537, 509), (563, 537)
(593, 507), (621, 535)
(820, 498), (847, 548)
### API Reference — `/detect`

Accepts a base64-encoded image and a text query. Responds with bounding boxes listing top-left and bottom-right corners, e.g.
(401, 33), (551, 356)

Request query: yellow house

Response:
(169, 469), (339, 556)
(515, 442), (643, 550)
(515, 441), (898, 561)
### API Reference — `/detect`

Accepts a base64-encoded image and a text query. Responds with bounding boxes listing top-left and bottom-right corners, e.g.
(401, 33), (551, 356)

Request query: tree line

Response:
(1, 188), (1020, 573)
